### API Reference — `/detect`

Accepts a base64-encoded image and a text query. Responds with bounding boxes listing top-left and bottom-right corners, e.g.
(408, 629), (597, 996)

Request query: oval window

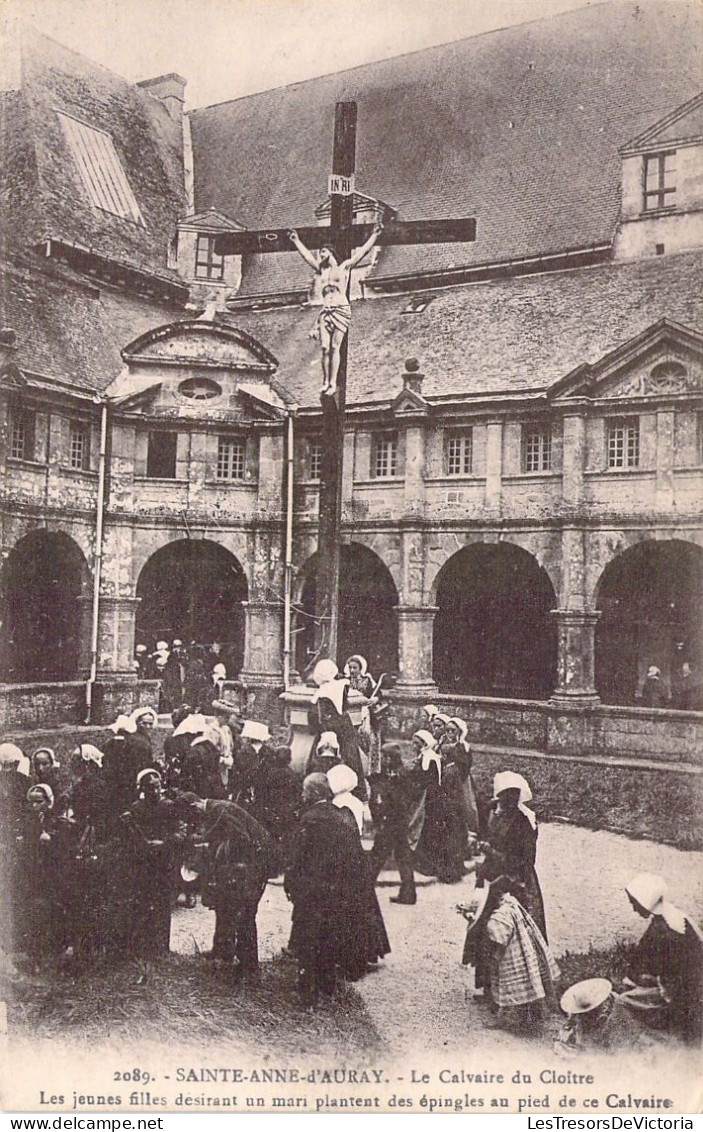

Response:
(179, 377), (222, 400)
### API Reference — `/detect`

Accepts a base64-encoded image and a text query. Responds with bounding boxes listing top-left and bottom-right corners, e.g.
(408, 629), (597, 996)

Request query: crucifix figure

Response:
(213, 100), (475, 665)
(287, 221), (383, 396)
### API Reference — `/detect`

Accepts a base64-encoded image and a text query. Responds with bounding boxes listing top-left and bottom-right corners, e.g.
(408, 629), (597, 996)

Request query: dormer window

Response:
(643, 151), (676, 212)
(195, 235), (225, 281)
(58, 111), (144, 224)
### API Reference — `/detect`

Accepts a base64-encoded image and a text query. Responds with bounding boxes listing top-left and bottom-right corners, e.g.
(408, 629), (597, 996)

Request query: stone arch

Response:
(426, 532), (559, 607)
(294, 542), (399, 675)
(433, 541), (558, 699)
(135, 539), (248, 676)
(594, 538), (703, 706)
(0, 529), (91, 682)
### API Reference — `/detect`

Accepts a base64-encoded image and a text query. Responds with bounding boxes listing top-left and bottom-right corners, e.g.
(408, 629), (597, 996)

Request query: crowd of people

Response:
(133, 638), (232, 713)
(0, 650), (701, 1038)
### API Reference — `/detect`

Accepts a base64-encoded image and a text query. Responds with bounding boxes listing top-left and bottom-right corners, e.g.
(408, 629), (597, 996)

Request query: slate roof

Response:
(224, 249), (703, 409)
(190, 0), (703, 297)
(0, 253), (183, 392)
(0, 25), (187, 279)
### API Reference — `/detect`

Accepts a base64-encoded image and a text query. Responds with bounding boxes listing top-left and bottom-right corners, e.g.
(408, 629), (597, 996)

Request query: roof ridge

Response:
(189, 0), (620, 114)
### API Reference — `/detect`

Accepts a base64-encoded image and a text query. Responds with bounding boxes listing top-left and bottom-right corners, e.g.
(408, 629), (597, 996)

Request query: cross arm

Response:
(213, 217), (476, 257)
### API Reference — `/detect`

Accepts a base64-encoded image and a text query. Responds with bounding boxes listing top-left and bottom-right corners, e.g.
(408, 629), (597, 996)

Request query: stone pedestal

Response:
(394, 604), (438, 696)
(279, 682), (366, 775)
(239, 599), (283, 688)
(550, 608), (601, 705)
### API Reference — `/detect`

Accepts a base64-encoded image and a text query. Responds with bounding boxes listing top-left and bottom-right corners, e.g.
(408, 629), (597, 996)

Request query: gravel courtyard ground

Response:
(171, 820), (703, 1054)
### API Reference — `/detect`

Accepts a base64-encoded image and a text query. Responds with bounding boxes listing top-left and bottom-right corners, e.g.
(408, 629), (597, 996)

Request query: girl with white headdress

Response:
(20, 783), (72, 963)
(344, 654), (385, 776)
(30, 748), (61, 799)
(474, 771), (547, 941)
(622, 872), (703, 1044)
(307, 659), (367, 800)
(67, 744), (110, 845)
(441, 717), (479, 836)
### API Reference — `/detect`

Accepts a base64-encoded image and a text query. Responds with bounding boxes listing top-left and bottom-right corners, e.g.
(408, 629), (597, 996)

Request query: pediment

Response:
(391, 387), (429, 414)
(0, 362), (27, 388)
(178, 208), (244, 232)
(621, 92), (703, 153)
(552, 320), (703, 401)
(121, 320), (278, 372)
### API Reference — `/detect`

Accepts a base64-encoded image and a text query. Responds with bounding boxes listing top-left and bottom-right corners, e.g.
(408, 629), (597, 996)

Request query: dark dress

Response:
(16, 809), (76, 960)
(367, 766), (421, 897)
(0, 768), (30, 951)
(247, 749), (301, 855)
(122, 796), (184, 957)
(201, 800), (278, 973)
(413, 757), (467, 883)
(477, 805), (547, 939)
(285, 801), (389, 998)
(307, 685), (367, 801)
(629, 915), (703, 1044)
(180, 740), (226, 799)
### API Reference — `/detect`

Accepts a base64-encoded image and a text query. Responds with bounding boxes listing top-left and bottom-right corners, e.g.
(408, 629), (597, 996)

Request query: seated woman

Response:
(461, 875), (558, 1032)
(474, 770), (547, 939)
(621, 872), (703, 1045)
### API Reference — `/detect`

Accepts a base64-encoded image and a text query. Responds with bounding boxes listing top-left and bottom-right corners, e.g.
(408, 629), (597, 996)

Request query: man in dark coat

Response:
(182, 794), (279, 981)
(285, 773), (384, 1004)
(367, 742), (422, 905)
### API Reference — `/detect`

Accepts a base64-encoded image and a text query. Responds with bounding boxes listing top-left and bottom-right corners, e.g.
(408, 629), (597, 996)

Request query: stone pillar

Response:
(485, 419), (503, 511)
(394, 604), (439, 696)
(96, 595), (141, 676)
(562, 413), (586, 508)
(239, 599), (283, 688)
(655, 409), (675, 509)
(550, 609), (601, 704)
(403, 425), (426, 516)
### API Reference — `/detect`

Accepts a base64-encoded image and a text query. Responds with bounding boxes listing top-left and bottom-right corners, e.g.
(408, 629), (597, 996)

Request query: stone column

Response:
(550, 609), (601, 704)
(485, 418), (503, 511)
(96, 595), (141, 676)
(655, 408), (675, 510)
(239, 599), (283, 688)
(403, 425), (426, 516)
(394, 604), (439, 696)
(562, 412), (586, 508)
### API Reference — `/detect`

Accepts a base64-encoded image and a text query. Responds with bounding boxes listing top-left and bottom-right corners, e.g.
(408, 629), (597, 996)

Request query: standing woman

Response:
(29, 748), (62, 802)
(344, 654), (384, 777)
(130, 707), (158, 769)
(476, 771), (547, 939)
(444, 717), (480, 836)
(18, 784), (74, 965)
(122, 769), (185, 958)
(309, 659), (367, 800)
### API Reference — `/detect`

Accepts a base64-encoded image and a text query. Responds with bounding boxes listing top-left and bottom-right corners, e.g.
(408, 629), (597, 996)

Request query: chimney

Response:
(137, 73), (187, 123)
(402, 357), (424, 396)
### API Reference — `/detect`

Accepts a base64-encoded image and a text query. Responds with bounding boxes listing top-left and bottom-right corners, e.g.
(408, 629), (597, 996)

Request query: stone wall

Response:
(387, 691), (703, 848)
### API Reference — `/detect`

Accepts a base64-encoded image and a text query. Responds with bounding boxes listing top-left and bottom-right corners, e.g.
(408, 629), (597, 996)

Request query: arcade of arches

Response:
(0, 531), (89, 682)
(295, 543), (399, 677)
(595, 539), (703, 707)
(135, 539), (248, 676)
(2, 528), (702, 716)
(433, 543), (558, 700)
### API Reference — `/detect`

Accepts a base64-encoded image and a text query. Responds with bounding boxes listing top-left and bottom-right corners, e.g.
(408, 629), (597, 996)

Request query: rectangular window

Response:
(372, 433), (398, 478)
(216, 436), (246, 481)
(58, 111), (143, 224)
(146, 430), (178, 479)
(69, 422), (90, 471)
(522, 425), (552, 472)
(446, 430), (473, 476)
(607, 418), (640, 468)
(9, 408), (35, 461)
(643, 151), (676, 212)
(308, 439), (322, 481)
(195, 235), (225, 281)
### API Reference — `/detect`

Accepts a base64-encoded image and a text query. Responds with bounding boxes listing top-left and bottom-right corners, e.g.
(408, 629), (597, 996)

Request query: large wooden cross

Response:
(214, 102), (476, 670)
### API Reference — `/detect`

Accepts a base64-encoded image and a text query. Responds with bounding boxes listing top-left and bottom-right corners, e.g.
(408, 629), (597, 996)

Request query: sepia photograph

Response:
(0, 0), (701, 1116)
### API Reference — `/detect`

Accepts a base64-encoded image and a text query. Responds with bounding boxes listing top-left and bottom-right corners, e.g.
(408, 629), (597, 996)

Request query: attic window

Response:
(179, 377), (222, 401)
(643, 151), (676, 212)
(402, 294), (433, 314)
(58, 111), (144, 224)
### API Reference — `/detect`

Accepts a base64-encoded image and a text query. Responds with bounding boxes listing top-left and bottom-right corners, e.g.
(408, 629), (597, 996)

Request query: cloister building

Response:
(1, 1), (702, 812)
